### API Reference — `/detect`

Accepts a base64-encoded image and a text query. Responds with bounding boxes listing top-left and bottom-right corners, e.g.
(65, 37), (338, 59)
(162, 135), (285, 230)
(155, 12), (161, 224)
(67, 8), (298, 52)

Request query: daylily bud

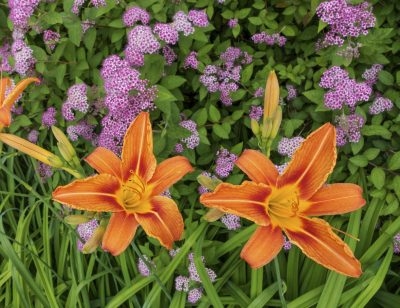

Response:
(250, 119), (260, 136)
(51, 126), (79, 165)
(82, 223), (106, 254)
(263, 71), (279, 122)
(204, 208), (225, 222)
(270, 105), (282, 140)
(0, 133), (64, 168)
(197, 174), (222, 191)
(64, 214), (91, 225)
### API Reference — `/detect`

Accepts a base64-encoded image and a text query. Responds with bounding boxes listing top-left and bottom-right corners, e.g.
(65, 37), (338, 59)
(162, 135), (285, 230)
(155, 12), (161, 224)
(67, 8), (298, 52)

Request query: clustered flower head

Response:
(62, 83), (89, 121)
(175, 119), (200, 152)
(76, 219), (99, 251)
(249, 105), (263, 121)
(319, 66), (371, 110)
(67, 121), (96, 143)
(394, 233), (400, 254)
(369, 96), (393, 115)
(11, 39), (36, 76)
(8, 0), (40, 32)
(173, 252), (217, 304)
(0, 43), (13, 72)
(72, 0), (106, 14)
(27, 129), (39, 143)
(278, 136), (305, 158)
(137, 255), (156, 276)
(123, 6), (150, 26)
(98, 55), (156, 154)
(336, 42), (362, 60)
(183, 51), (199, 69)
(215, 148), (237, 178)
(335, 113), (365, 146)
(286, 84), (297, 101)
(37, 162), (53, 181)
(362, 64), (383, 87)
(253, 87), (264, 98)
(316, 0), (375, 48)
(43, 30), (60, 50)
(82, 19), (95, 33)
(220, 214), (241, 230)
(42, 107), (57, 128)
(228, 18), (238, 28)
(200, 47), (252, 106)
(251, 32), (287, 46)
(162, 46), (177, 65)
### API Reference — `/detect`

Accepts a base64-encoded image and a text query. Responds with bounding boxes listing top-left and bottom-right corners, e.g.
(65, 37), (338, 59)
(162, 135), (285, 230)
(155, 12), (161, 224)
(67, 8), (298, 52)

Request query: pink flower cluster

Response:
(0, 43), (13, 72)
(62, 84), (89, 121)
(76, 219), (99, 251)
(8, 0), (40, 32)
(394, 233), (400, 254)
(137, 255), (156, 276)
(251, 32), (287, 46)
(183, 51), (199, 69)
(72, 0), (106, 15)
(175, 119), (200, 152)
(286, 84), (297, 101)
(173, 251), (217, 304)
(362, 64), (383, 87)
(67, 121), (96, 143)
(42, 107), (57, 128)
(369, 96), (393, 115)
(319, 66), (371, 110)
(316, 0), (375, 48)
(215, 148), (237, 178)
(335, 113), (365, 146)
(98, 55), (157, 154)
(200, 47), (252, 106)
(11, 39), (36, 76)
(278, 136), (305, 158)
(43, 30), (60, 50)
(123, 6), (150, 26)
(249, 105), (263, 121)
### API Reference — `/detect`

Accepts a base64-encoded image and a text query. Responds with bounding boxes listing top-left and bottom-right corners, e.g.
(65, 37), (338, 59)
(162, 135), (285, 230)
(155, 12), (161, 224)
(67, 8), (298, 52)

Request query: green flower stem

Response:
(274, 257), (287, 308)
(250, 267), (263, 299)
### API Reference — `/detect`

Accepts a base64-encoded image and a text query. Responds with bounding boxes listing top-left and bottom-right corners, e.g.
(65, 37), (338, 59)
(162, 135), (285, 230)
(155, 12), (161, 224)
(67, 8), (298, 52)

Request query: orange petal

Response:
(240, 225), (284, 269)
(236, 149), (279, 185)
(85, 147), (122, 179)
(284, 217), (362, 277)
(135, 196), (184, 248)
(148, 156), (193, 195)
(278, 123), (336, 200)
(0, 78), (11, 103)
(102, 212), (138, 256)
(200, 181), (271, 226)
(52, 174), (123, 212)
(301, 183), (366, 216)
(121, 112), (156, 182)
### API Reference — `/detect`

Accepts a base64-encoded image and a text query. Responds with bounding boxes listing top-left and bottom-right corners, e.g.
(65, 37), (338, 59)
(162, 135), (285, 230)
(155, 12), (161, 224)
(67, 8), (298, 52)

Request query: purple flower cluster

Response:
(336, 42), (362, 60)
(43, 30), (60, 50)
(67, 121), (96, 143)
(319, 66), (371, 110)
(394, 233), (400, 254)
(175, 119), (200, 152)
(362, 64), (383, 87)
(220, 214), (241, 230)
(123, 7), (150, 26)
(82, 19), (95, 33)
(253, 87), (264, 98)
(98, 55), (156, 154)
(278, 137), (304, 158)
(316, 0), (375, 48)
(286, 84), (297, 101)
(62, 84), (89, 121)
(215, 148), (237, 178)
(137, 255), (155, 276)
(249, 105), (263, 121)
(76, 219), (99, 251)
(183, 51), (199, 69)
(42, 107), (57, 128)
(162, 46), (177, 65)
(0, 43), (13, 72)
(251, 32), (287, 46)
(72, 0), (106, 14)
(127, 25), (160, 57)
(275, 162), (289, 175)
(228, 18), (238, 28)
(369, 96), (393, 115)
(172, 11), (195, 36)
(335, 113), (365, 146)
(8, 0), (40, 32)
(27, 129), (39, 143)
(11, 39), (36, 76)
(187, 10), (209, 27)
(197, 171), (215, 194)
(200, 47), (252, 106)
(283, 236), (292, 251)
(173, 252), (217, 304)
(37, 162), (53, 181)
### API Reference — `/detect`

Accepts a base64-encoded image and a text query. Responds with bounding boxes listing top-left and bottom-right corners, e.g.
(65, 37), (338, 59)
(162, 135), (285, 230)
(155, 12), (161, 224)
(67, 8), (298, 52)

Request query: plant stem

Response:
(274, 257), (287, 308)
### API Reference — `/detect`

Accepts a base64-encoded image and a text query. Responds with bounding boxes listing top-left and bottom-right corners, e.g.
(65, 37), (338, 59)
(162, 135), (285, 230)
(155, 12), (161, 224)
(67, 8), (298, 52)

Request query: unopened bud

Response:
(197, 174), (222, 191)
(263, 70), (279, 122)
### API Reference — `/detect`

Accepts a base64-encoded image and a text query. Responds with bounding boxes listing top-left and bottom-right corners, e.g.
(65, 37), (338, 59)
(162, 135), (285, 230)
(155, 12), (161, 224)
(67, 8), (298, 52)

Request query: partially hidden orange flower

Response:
(0, 77), (40, 130)
(53, 112), (193, 256)
(200, 123), (366, 277)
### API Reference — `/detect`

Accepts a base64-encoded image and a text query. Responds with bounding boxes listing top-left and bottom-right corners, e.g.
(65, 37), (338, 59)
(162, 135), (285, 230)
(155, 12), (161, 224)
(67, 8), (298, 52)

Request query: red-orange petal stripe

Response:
(284, 217), (362, 277)
(240, 225), (284, 269)
(102, 212), (138, 256)
(148, 156), (193, 195)
(52, 174), (123, 212)
(121, 112), (156, 182)
(236, 149), (279, 185)
(200, 181), (271, 226)
(278, 123), (337, 200)
(85, 147), (122, 179)
(301, 183), (366, 216)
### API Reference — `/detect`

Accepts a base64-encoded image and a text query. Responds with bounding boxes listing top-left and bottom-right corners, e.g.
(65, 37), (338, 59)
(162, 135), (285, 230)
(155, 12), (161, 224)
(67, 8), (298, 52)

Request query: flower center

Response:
(121, 170), (149, 213)
(268, 186), (300, 227)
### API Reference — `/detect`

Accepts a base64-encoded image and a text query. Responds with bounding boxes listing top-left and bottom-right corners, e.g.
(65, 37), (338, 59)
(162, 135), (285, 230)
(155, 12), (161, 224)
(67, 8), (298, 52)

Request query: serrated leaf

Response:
(43, 12), (63, 25)
(362, 125), (391, 140)
(303, 89), (324, 104)
(371, 167), (385, 189)
(241, 63), (254, 83)
(213, 124), (230, 139)
(388, 151), (400, 171)
(378, 70), (394, 86)
(349, 155), (368, 167)
(193, 108), (208, 126)
(282, 25), (296, 37)
(249, 17), (262, 26)
(363, 148), (380, 160)
(237, 8), (251, 19)
(161, 76), (186, 90)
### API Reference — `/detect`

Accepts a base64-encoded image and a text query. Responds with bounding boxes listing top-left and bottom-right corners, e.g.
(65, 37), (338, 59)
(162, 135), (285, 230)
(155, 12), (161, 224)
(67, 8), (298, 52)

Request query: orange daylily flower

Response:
(53, 112), (193, 256)
(0, 77), (40, 130)
(200, 123), (366, 277)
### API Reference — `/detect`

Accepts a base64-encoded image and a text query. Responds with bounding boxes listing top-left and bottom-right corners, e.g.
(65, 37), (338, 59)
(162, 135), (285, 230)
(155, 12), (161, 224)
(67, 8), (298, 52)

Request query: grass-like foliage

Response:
(0, 0), (399, 307)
